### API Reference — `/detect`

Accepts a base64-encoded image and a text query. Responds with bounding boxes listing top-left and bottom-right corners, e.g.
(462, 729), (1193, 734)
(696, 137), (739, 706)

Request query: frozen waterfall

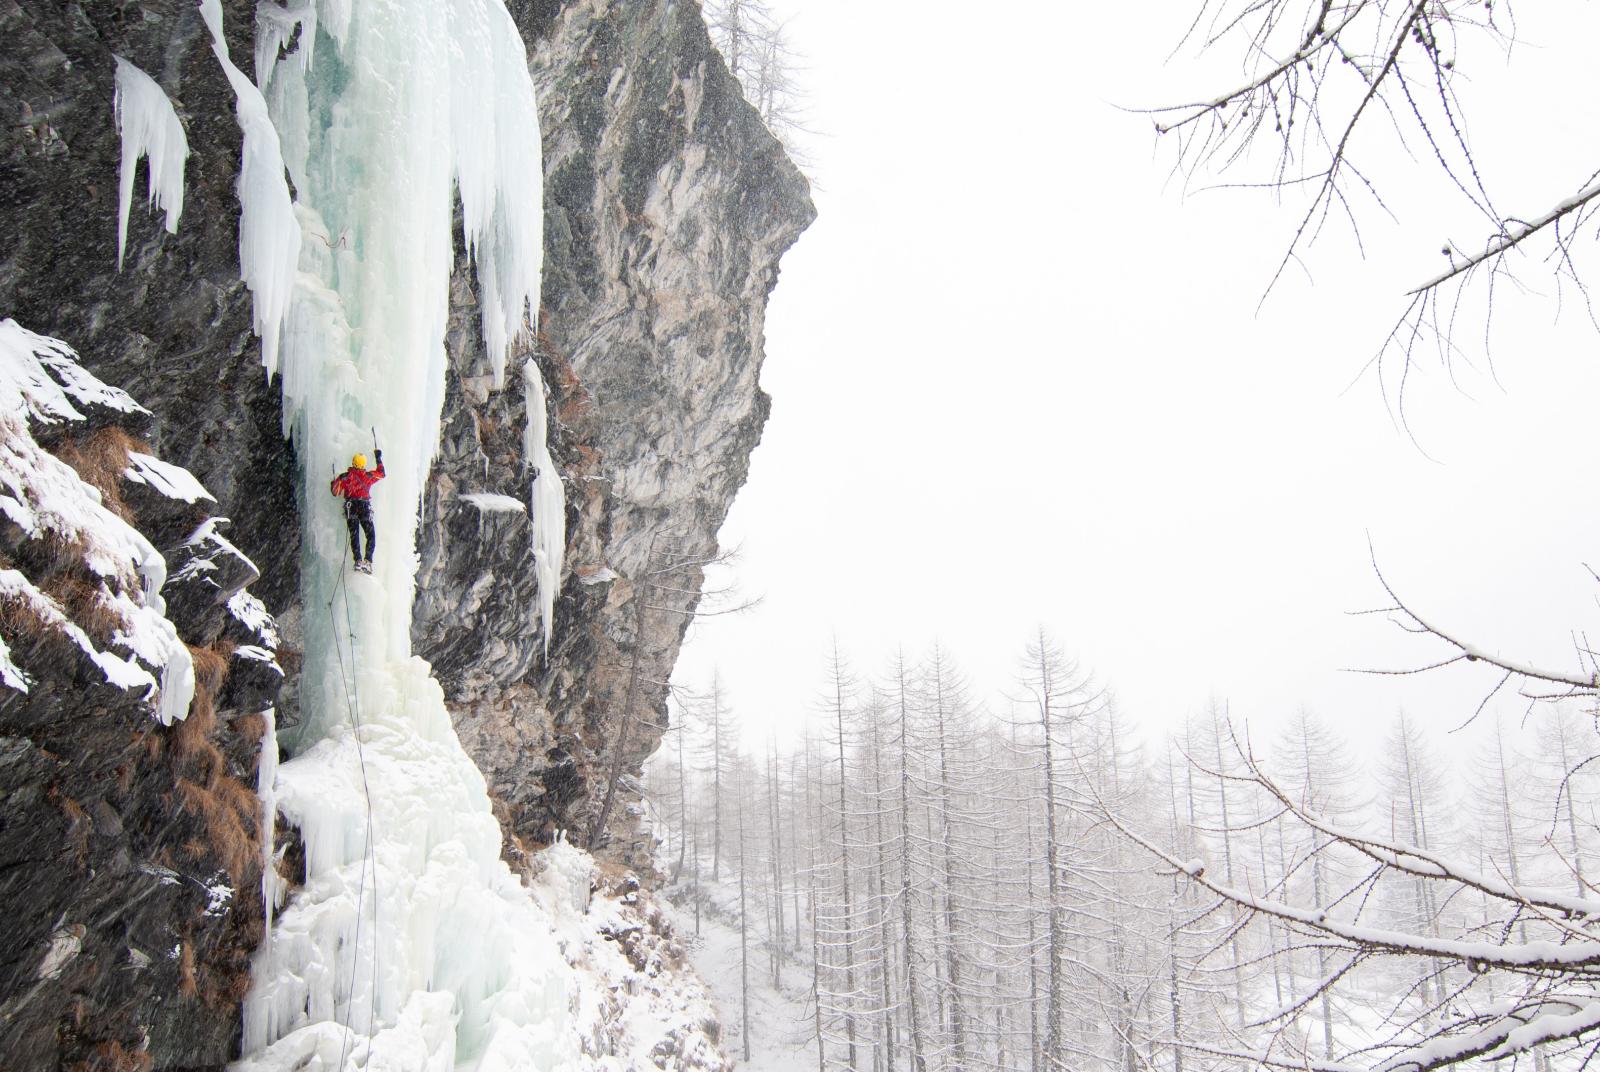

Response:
(223, 0), (576, 1068)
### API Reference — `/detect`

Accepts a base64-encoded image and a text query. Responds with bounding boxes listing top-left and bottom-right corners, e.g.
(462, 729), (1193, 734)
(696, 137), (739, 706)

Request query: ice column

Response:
(524, 359), (566, 655)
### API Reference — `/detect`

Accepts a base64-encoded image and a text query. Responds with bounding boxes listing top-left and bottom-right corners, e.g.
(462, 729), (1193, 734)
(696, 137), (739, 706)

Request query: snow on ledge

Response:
(0, 320), (146, 427)
(0, 568), (158, 700)
(233, 645), (283, 674)
(0, 637), (25, 691)
(228, 589), (278, 650)
(459, 492), (526, 514)
(113, 56), (189, 270)
(125, 452), (216, 504)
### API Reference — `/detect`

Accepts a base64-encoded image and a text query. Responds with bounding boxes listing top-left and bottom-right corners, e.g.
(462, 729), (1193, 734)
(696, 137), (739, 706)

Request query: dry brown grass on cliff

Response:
(177, 939), (198, 999)
(48, 785), (92, 869)
(225, 965), (254, 1003)
(171, 686), (223, 784)
(0, 581), (56, 640)
(169, 640), (265, 886)
(65, 1040), (154, 1072)
(532, 328), (591, 426)
(274, 642), (302, 676)
(233, 710), (268, 744)
(174, 777), (257, 886)
(0, 527), (149, 663)
(592, 858), (639, 897)
(55, 426), (148, 523)
(171, 642), (231, 782)
(276, 815), (307, 891)
(33, 526), (96, 573)
(42, 573), (127, 648)
(190, 642), (229, 695)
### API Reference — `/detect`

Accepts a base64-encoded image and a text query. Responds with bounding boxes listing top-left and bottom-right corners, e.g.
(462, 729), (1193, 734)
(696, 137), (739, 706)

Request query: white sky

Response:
(673, 0), (1600, 755)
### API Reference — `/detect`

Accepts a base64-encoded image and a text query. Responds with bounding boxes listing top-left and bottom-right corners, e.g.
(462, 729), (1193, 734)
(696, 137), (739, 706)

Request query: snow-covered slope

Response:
(0, 319), (284, 1067)
(0, 318), (193, 719)
(662, 876), (817, 1072)
(531, 842), (733, 1072)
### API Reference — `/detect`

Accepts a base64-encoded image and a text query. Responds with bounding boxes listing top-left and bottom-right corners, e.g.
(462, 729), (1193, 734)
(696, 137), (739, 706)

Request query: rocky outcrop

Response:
(0, 327), (281, 1069)
(0, 0), (301, 615)
(414, 0), (813, 864)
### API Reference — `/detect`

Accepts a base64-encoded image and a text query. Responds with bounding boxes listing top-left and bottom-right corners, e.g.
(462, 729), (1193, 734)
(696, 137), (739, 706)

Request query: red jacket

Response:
(330, 463), (385, 500)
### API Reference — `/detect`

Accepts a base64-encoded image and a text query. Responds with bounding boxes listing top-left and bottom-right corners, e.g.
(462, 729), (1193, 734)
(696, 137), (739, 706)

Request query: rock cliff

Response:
(0, 0), (810, 1064)
(417, 0), (812, 863)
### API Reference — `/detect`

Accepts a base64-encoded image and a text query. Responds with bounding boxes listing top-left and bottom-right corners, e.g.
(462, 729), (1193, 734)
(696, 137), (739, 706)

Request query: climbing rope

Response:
(325, 537), (381, 1069)
(336, 543), (381, 1035)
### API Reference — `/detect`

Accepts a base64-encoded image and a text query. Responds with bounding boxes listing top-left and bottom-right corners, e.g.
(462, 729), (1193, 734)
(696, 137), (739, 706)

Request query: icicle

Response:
(257, 704), (284, 939)
(139, 546), (196, 727)
(523, 358), (566, 656)
(315, 0), (353, 50)
(112, 57), (188, 271)
(449, 0), (544, 386)
(254, 2), (314, 93)
(197, 0), (302, 379)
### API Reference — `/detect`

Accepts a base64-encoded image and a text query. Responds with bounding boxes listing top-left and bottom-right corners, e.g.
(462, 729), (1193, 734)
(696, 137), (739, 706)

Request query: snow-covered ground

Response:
(540, 844), (734, 1072)
(661, 877), (817, 1072)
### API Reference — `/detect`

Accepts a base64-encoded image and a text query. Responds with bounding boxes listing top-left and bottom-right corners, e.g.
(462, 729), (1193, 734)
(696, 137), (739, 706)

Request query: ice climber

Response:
(331, 450), (384, 574)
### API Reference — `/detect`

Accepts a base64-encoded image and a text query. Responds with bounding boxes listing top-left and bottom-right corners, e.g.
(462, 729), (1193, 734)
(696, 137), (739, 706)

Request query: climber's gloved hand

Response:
(375, 448), (384, 464)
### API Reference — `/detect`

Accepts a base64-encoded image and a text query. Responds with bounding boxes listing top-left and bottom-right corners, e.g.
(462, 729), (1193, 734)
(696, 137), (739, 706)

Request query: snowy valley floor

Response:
(662, 877), (818, 1072)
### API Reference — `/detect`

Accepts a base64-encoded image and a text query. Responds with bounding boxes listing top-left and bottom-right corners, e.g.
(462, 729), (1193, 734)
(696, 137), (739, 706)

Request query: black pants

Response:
(344, 498), (375, 562)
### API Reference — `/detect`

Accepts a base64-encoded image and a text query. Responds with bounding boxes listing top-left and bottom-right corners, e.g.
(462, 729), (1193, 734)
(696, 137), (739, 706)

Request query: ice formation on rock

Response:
(524, 360), (566, 657)
(199, 0), (301, 379)
(113, 56), (188, 271)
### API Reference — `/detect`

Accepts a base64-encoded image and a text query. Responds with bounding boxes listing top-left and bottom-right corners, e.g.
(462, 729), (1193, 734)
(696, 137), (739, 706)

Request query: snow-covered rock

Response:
(530, 842), (734, 1072)
(0, 322), (283, 1068)
(0, 319), (192, 720)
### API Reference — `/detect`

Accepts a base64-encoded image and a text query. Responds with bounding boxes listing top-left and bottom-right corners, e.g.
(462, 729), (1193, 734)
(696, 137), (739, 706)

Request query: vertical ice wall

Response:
(228, 1), (576, 1069)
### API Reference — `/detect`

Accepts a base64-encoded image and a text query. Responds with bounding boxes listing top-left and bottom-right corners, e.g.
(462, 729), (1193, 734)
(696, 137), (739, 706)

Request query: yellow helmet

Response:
(352, 453), (367, 469)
